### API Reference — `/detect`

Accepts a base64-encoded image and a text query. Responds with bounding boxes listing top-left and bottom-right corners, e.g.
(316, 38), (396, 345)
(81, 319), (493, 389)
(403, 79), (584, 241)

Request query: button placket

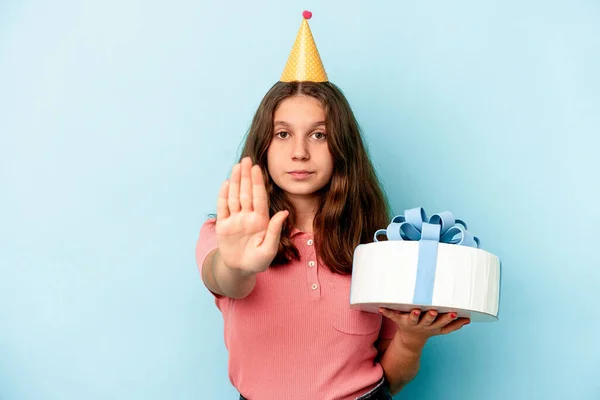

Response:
(305, 236), (320, 298)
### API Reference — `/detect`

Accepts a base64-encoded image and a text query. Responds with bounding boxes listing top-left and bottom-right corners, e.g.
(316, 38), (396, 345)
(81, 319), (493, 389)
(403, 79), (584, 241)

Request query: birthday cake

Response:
(350, 207), (501, 322)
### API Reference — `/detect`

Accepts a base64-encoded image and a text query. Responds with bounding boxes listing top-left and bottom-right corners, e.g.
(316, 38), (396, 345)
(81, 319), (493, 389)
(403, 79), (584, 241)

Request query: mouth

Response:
(288, 171), (314, 179)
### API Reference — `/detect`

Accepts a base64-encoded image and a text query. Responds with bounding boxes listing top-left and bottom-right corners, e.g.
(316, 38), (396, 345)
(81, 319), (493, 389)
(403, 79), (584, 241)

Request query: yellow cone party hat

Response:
(280, 10), (328, 82)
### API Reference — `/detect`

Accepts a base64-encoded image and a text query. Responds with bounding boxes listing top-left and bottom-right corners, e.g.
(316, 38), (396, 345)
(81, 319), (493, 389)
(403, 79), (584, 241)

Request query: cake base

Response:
(350, 302), (498, 323)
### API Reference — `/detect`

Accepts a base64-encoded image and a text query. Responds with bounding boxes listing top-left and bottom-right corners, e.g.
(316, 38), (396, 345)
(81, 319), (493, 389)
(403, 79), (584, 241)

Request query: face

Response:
(267, 95), (334, 202)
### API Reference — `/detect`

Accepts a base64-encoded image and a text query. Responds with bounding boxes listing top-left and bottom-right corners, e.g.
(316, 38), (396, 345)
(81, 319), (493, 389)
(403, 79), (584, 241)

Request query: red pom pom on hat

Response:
(302, 10), (312, 19)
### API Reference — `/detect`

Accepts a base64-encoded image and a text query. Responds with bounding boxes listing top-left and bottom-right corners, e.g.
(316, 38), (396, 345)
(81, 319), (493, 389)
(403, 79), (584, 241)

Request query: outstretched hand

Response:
(216, 157), (289, 276)
(378, 308), (470, 352)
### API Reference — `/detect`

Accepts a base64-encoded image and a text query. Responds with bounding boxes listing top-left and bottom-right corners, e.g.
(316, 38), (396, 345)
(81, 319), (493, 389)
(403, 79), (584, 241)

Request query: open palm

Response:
(216, 157), (289, 276)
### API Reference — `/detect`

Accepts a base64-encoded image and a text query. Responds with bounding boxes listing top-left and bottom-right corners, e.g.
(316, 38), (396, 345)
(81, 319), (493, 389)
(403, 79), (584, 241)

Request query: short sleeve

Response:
(195, 217), (228, 307)
(195, 217), (217, 272)
(379, 315), (398, 340)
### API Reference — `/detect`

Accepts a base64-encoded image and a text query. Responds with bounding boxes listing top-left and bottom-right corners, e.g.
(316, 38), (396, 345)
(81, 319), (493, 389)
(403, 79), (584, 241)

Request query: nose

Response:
(291, 136), (309, 161)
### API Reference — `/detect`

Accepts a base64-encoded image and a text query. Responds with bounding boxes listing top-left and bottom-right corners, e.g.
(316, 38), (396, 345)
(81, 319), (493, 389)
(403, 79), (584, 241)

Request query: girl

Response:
(195, 12), (469, 400)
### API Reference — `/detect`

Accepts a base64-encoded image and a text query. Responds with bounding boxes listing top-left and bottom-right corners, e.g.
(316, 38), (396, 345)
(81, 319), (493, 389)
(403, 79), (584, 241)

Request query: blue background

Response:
(1, 1), (599, 399)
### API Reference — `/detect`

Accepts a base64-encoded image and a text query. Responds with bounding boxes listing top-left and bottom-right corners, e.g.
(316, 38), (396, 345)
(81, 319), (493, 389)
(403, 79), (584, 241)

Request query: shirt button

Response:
(308, 261), (315, 267)
(311, 283), (318, 290)
(307, 239), (313, 246)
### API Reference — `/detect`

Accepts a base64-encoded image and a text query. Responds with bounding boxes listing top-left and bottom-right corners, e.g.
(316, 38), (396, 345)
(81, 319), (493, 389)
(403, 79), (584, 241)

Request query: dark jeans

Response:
(239, 376), (393, 400)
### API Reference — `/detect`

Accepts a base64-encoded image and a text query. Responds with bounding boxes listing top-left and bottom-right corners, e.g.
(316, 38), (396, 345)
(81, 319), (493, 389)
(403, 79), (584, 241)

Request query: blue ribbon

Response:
(374, 207), (481, 305)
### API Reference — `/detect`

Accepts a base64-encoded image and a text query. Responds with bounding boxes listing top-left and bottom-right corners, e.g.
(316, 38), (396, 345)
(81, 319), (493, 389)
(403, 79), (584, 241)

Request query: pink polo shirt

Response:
(195, 218), (398, 400)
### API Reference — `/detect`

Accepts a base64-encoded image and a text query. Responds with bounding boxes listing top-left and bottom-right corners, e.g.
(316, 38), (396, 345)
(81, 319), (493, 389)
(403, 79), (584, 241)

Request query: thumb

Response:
(263, 210), (289, 251)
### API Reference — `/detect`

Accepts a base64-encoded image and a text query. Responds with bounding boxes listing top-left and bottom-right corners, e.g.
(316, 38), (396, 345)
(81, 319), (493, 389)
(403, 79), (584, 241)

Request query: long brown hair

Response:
(231, 81), (391, 275)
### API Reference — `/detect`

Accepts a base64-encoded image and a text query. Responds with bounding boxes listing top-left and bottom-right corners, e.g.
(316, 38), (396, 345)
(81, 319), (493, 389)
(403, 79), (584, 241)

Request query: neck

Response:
(287, 193), (320, 233)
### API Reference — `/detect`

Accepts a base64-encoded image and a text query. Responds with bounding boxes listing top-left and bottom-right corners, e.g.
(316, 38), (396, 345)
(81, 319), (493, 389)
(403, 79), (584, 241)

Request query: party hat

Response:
(280, 10), (328, 82)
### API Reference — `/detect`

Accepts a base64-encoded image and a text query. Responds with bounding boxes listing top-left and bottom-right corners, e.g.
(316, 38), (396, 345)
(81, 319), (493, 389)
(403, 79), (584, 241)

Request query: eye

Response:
(275, 131), (289, 139)
(312, 131), (326, 140)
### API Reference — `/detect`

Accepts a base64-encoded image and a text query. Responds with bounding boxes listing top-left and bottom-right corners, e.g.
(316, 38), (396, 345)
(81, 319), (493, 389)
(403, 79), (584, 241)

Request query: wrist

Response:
(212, 251), (258, 298)
(394, 331), (427, 355)
(222, 262), (258, 279)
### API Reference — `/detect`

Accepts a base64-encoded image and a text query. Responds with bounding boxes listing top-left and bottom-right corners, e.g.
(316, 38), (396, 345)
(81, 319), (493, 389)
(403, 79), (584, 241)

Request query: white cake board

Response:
(350, 301), (499, 323)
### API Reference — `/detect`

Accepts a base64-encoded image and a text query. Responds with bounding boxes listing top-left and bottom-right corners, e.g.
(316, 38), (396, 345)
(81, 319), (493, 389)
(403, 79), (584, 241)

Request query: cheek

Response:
(320, 150), (334, 177)
(324, 164), (334, 181)
(266, 144), (275, 166)
(266, 146), (282, 175)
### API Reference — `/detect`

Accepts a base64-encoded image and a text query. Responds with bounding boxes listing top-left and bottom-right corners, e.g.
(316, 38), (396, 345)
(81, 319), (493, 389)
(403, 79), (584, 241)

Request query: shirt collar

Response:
(290, 227), (313, 237)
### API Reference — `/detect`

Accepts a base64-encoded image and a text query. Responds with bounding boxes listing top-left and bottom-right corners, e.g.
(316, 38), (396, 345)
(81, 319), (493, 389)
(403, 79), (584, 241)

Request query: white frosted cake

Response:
(350, 208), (501, 322)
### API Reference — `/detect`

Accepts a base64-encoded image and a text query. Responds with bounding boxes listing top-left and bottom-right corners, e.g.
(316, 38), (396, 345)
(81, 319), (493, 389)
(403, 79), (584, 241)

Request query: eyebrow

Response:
(274, 121), (326, 128)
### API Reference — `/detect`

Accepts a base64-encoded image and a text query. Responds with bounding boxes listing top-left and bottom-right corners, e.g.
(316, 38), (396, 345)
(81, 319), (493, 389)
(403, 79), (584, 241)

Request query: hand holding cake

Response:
(378, 307), (470, 351)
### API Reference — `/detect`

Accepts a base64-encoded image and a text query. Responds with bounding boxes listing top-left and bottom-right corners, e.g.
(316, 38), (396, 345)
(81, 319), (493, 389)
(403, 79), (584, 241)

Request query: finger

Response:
(251, 165), (269, 217)
(378, 307), (402, 324)
(408, 309), (421, 325)
(262, 210), (289, 251)
(217, 180), (230, 220)
(431, 312), (458, 329)
(440, 318), (470, 335)
(228, 163), (241, 214)
(239, 157), (253, 212)
(419, 310), (437, 326)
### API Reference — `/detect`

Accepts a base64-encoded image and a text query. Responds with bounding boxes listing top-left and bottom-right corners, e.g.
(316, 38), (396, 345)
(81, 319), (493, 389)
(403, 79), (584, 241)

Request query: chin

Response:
(273, 176), (329, 197)
(282, 188), (321, 196)
(274, 182), (322, 196)
(283, 186), (323, 196)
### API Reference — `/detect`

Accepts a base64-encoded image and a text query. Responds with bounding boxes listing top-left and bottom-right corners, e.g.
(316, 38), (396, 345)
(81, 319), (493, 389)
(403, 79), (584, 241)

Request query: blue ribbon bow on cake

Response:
(374, 207), (481, 305)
